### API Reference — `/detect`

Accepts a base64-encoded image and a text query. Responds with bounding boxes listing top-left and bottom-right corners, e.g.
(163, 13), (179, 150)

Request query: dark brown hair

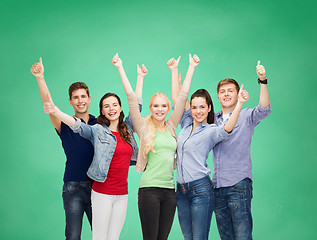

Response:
(68, 82), (90, 99)
(97, 93), (131, 142)
(217, 78), (240, 93)
(190, 89), (214, 124)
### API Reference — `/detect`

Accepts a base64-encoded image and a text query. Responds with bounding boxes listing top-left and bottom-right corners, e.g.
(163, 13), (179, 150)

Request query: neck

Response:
(221, 103), (237, 114)
(152, 118), (165, 129)
(75, 112), (90, 124)
(108, 119), (119, 132)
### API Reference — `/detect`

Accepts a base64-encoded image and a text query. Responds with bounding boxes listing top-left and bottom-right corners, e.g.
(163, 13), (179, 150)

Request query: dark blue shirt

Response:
(58, 114), (97, 182)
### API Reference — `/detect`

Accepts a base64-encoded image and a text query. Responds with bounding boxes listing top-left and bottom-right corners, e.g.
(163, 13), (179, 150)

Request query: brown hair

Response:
(217, 78), (240, 94)
(68, 82), (90, 99)
(97, 93), (131, 142)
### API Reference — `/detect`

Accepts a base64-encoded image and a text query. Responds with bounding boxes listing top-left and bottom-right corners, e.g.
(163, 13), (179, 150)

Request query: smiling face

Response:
(101, 96), (122, 122)
(69, 88), (91, 114)
(191, 97), (211, 124)
(149, 94), (171, 122)
(218, 83), (239, 111)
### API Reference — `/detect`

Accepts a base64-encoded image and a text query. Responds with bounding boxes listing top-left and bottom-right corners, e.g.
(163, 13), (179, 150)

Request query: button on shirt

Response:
(177, 110), (230, 184)
(212, 104), (271, 188)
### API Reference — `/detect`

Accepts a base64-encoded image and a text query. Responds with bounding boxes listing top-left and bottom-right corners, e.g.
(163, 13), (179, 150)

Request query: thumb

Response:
(137, 64), (139, 68)
(239, 84), (244, 93)
(257, 60), (261, 66)
(39, 57), (42, 64)
(189, 53), (192, 59)
(177, 56), (181, 62)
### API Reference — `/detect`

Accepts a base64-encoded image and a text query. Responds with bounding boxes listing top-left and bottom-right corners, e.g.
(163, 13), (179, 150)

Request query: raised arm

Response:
(112, 54), (144, 135)
(181, 54), (200, 93)
(135, 64), (148, 99)
(168, 56), (181, 105)
(224, 85), (249, 132)
(43, 95), (76, 127)
(30, 57), (62, 132)
(112, 53), (134, 95)
(256, 61), (270, 108)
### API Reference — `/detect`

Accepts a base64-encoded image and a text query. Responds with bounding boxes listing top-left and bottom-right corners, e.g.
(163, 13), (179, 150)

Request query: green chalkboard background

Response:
(1, 0), (316, 239)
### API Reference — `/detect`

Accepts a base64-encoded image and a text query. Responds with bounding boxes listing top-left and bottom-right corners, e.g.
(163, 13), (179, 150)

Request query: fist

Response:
(256, 61), (266, 80)
(189, 54), (200, 68)
(30, 57), (44, 78)
(137, 64), (148, 77)
(167, 56), (181, 70)
(43, 95), (57, 115)
(112, 53), (122, 68)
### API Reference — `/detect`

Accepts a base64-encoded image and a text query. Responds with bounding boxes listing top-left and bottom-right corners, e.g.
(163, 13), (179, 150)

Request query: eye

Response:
(162, 104), (167, 108)
(81, 95), (87, 98)
(153, 104), (158, 107)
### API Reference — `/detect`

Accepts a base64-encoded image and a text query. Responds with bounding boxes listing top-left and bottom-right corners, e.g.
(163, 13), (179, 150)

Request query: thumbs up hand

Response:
(256, 60), (266, 80)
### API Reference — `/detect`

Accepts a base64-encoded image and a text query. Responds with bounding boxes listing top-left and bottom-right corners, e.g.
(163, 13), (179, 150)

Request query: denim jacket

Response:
(70, 102), (142, 182)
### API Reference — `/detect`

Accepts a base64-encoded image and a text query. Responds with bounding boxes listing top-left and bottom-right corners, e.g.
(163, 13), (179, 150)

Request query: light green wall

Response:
(1, 0), (316, 239)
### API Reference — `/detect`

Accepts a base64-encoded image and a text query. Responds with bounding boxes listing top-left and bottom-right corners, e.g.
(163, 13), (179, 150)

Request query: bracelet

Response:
(258, 78), (268, 85)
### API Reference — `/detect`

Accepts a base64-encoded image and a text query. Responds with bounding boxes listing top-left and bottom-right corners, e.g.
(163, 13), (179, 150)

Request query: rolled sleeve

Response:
(70, 117), (82, 132)
(249, 103), (272, 126)
(210, 124), (230, 147)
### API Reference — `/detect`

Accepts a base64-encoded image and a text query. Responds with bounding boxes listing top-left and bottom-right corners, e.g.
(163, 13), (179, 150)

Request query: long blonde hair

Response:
(142, 93), (171, 157)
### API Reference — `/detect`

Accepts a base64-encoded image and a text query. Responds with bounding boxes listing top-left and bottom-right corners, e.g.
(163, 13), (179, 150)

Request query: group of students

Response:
(31, 53), (271, 240)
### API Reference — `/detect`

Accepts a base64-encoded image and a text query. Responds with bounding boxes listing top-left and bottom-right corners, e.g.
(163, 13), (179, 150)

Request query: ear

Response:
(69, 99), (72, 105)
(208, 105), (212, 112)
(88, 96), (91, 103)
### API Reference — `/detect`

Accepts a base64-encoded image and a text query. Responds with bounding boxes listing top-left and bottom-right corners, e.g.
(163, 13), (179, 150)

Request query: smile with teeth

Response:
(223, 98), (231, 101)
(108, 112), (116, 116)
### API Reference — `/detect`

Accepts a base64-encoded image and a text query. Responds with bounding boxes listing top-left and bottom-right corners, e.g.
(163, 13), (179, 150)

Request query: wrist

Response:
(258, 78), (268, 84)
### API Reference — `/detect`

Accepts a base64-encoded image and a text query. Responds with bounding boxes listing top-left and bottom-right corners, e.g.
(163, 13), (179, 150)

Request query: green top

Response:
(139, 126), (177, 189)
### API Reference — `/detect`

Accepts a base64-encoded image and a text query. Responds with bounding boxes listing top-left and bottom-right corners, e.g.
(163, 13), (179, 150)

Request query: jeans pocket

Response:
(192, 184), (212, 197)
(63, 182), (80, 197)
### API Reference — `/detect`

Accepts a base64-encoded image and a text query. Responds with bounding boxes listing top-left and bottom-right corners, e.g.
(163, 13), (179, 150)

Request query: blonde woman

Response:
(112, 53), (199, 240)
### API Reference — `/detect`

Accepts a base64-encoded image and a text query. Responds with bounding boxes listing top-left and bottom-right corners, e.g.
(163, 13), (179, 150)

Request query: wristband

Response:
(258, 78), (268, 85)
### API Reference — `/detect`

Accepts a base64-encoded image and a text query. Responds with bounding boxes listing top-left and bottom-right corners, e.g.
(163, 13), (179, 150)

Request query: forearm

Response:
(224, 102), (243, 132)
(259, 84), (270, 108)
(171, 69), (179, 105)
(117, 66), (134, 95)
(36, 76), (51, 103)
(135, 75), (143, 99)
(53, 109), (76, 127)
(181, 66), (195, 92)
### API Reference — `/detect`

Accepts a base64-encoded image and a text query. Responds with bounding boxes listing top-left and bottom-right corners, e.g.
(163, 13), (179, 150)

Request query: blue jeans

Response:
(176, 176), (214, 240)
(214, 178), (253, 240)
(62, 181), (93, 240)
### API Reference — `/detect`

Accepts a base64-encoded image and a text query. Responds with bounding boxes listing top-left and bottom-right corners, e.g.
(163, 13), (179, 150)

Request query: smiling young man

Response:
(212, 61), (271, 240)
(31, 57), (96, 240)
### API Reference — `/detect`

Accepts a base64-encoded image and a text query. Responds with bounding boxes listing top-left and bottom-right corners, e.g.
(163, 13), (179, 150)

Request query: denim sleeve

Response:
(125, 98), (142, 130)
(70, 117), (95, 142)
(180, 109), (193, 128)
(248, 104), (272, 127)
(208, 124), (230, 148)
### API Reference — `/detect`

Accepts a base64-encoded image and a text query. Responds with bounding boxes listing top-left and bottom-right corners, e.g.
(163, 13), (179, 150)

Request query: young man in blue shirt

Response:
(31, 57), (96, 240)
(213, 61), (271, 240)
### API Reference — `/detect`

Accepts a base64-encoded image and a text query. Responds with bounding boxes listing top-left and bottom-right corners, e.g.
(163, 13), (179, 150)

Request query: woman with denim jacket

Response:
(171, 75), (249, 239)
(43, 65), (147, 240)
(112, 53), (199, 240)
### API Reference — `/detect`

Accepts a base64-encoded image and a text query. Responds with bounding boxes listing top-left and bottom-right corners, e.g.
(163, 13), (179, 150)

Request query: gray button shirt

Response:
(212, 104), (271, 188)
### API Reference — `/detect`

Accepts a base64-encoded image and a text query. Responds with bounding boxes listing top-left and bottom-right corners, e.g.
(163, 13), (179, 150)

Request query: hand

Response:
(238, 84), (249, 103)
(189, 54), (200, 68)
(256, 60), (266, 80)
(43, 94), (58, 115)
(137, 64), (148, 78)
(112, 53), (123, 68)
(30, 57), (44, 78)
(167, 56), (181, 70)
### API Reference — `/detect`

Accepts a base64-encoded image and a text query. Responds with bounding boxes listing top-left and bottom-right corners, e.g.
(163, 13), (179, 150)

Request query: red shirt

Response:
(92, 131), (133, 195)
